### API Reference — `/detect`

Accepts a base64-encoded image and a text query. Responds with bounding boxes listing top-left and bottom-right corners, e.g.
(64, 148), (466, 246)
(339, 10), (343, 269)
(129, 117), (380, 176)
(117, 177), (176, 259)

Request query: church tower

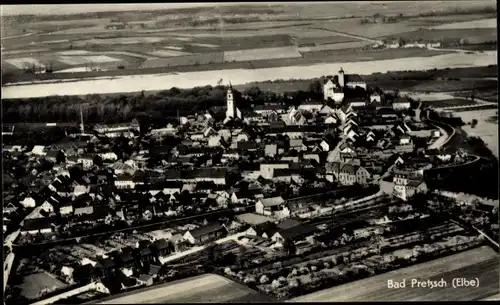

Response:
(338, 67), (345, 88)
(225, 83), (242, 119)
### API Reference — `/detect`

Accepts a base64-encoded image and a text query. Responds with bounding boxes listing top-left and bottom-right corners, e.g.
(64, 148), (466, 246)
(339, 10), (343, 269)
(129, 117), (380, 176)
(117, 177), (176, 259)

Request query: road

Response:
(289, 246), (499, 302)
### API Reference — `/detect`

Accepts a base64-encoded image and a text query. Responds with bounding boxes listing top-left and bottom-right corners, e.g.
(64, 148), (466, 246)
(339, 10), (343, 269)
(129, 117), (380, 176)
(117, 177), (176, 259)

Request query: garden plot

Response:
(224, 46), (302, 62)
(58, 55), (122, 65)
(148, 50), (191, 57)
(5, 57), (45, 69)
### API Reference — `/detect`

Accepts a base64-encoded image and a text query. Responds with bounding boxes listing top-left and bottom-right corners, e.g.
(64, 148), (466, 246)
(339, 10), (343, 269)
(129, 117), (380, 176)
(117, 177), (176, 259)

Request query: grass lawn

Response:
(17, 272), (68, 300)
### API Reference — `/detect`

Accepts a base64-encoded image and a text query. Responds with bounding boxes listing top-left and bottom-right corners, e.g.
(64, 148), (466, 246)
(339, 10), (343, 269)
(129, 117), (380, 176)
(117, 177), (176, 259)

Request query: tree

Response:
(471, 119), (478, 128)
(56, 151), (66, 164)
(308, 80), (323, 97)
(283, 239), (297, 256)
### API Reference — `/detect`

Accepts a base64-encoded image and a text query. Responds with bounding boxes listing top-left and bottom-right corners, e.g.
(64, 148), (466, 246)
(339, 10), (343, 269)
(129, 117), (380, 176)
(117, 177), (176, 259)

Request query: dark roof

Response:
(99, 257), (116, 269)
(274, 168), (301, 177)
(345, 74), (365, 83)
(151, 238), (169, 251)
(326, 162), (341, 173)
(341, 164), (357, 174)
(252, 221), (278, 237)
(277, 223), (319, 241)
(254, 104), (287, 111)
(377, 107), (397, 115)
(277, 219), (302, 230)
(188, 222), (226, 239)
(22, 217), (54, 231)
(237, 141), (259, 150)
(147, 264), (161, 276)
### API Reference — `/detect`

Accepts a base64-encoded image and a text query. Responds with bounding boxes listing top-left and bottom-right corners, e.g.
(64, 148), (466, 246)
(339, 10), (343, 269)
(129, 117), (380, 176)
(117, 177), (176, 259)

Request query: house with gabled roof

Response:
(323, 78), (345, 102)
(338, 164), (358, 186)
(256, 196), (290, 219)
(183, 222), (228, 245)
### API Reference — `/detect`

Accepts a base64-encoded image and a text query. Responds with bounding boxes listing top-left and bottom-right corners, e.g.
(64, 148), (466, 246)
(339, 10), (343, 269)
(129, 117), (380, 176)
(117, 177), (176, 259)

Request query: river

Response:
(2, 51), (496, 99)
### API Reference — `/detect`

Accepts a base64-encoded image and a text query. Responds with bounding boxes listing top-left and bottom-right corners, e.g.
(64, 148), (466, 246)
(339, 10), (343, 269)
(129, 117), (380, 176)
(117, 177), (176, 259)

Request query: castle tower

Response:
(338, 67), (345, 88)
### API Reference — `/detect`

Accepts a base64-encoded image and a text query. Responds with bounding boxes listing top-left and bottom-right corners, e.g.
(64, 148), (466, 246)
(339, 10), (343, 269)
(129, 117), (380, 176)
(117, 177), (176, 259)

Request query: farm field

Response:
(379, 28), (497, 45)
(58, 55), (122, 65)
(16, 271), (69, 300)
(453, 109), (499, 158)
(4, 57), (45, 69)
(95, 274), (274, 304)
(289, 246), (499, 302)
(224, 46), (302, 62)
(430, 18), (496, 30)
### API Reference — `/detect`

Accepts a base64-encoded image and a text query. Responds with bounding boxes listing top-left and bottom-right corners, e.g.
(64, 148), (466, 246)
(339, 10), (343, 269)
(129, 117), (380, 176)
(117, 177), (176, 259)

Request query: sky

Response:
(1, 3), (279, 16)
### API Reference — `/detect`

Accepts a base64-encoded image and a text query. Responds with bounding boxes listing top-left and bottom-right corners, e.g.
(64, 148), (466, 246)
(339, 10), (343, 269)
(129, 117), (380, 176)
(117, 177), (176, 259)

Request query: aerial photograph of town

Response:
(1, 1), (498, 303)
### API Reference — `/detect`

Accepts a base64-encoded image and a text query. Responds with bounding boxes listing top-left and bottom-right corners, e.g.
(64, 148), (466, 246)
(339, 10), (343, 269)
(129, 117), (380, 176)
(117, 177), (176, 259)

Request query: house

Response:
(377, 107), (398, 119)
(370, 92), (381, 103)
(150, 239), (172, 262)
(136, 274), (154, 287)
(265, 144), (278, 157)
(115, 175), (135, 189)
(320, 134), (338, 152)
(231, 189), (262, 204)
(341, 70), (367, 90)
(392, 98), (412, 110)
(298, 100), (324, 112)
(349, 98), (366, 108)
(253, 104), (288, 116)
(271, 223), (319, 245)
(260, 163), (290, 179)
(78, 155), (94, 170)
(355, 166), (371, 185)
(255, 196), (290, 219)
(246, 221), (278, 239)
(30, 145), (46, 156)
(323, 78), (345, 102)
(20, 196), (36, 208)
(183, 223), (228, 245)
(394, 178), (428, 201)
(326, 162), (341, 182)
(273, 168), (302, 183)
(324, 114), (338, 125)
(338, 164), (358, 186)
(21, 218), (54, 235)
(399, 135), (412, 145)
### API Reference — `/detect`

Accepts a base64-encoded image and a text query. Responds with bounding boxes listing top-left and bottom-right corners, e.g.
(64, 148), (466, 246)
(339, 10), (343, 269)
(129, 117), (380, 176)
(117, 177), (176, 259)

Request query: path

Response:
(309, 27), (382, 44)
(159, 232), (247, 265)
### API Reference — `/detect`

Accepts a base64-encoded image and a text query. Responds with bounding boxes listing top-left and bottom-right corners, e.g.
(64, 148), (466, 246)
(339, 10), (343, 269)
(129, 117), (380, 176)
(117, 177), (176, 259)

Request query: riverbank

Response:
(2, 51), (496, 99)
